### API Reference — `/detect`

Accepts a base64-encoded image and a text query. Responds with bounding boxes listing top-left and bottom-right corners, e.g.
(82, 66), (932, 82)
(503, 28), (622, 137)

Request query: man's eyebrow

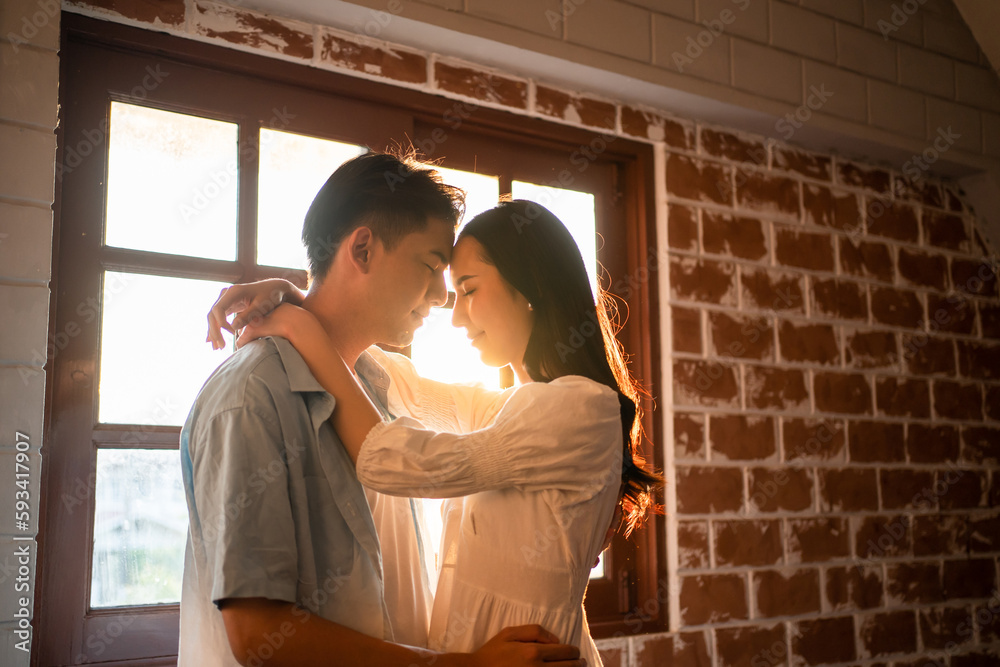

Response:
(429, 250), (449, 265)
(454, 274), (476, 286)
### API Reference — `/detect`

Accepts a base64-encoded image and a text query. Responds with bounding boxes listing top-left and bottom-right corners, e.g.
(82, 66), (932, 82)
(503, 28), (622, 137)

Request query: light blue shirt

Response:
(178, 337), (398, 665)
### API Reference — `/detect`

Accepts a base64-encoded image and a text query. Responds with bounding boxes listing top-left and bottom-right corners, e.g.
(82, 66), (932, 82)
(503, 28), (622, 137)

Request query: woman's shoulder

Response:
(511, 375), (620, 415)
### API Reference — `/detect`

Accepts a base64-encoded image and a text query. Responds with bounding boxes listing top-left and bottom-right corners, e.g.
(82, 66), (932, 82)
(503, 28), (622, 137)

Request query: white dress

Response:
(361, 348), (623, 667)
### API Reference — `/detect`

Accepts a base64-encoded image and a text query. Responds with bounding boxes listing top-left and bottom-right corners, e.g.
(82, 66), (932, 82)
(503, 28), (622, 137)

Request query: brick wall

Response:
(0, 0), (59, 664)
(11, 0), (1000, 664)
(661, 127), (1000, 665)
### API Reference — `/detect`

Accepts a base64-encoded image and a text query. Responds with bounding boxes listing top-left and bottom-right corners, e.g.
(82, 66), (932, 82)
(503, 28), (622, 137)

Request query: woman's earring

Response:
(527, 302), (534, 312)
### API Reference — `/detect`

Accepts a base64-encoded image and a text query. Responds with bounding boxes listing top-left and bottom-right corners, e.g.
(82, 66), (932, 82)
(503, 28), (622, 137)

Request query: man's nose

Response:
(427, 272), (448, 308)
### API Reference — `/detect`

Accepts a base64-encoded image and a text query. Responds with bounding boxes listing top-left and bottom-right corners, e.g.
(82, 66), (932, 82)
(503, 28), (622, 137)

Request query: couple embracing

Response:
(178, 151), (661, 666)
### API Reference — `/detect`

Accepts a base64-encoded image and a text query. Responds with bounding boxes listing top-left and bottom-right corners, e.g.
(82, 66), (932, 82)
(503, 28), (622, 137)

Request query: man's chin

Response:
(380, 329), (415, 349)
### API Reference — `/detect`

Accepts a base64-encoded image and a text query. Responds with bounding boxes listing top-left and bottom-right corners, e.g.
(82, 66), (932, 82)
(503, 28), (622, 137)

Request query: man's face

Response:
(367, 217), (455, 347)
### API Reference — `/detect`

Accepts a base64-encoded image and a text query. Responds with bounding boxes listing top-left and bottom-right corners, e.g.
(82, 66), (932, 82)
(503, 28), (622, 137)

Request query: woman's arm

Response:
(238, 304), (381, 463)
(207, 278), (305, 350)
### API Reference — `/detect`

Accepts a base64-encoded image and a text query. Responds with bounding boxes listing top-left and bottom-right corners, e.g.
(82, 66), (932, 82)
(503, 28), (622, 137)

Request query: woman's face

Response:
(450, 236), (534, 382)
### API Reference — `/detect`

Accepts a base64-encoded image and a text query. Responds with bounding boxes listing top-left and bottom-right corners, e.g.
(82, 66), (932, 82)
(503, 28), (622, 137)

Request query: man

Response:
(180, 152), (584, 666)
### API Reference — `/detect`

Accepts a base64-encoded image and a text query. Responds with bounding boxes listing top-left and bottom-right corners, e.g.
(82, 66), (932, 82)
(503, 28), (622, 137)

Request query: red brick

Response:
(621, 106), (692, 148)
(928, 294), (977, 335)
(675, 466), (743, 514)
(907, 423), (960, 463)
(952, 651), (1000, 666)
(933, 380), (983, 421)
(748, 467), (813, 513)
(679, 574), (747, 624)
(893, 175), (945, 209)
(855, 514), (911, 559)
(958, 341), (1000, 381)
(886, 561), (944, 605)
(945, 185), (966, 213)
(880, 469), (936, 510)
(988, 385), (1000, 421)
(434, 61), (527, 108)
(820, 468), (878, 511)
(775, 229), (834, 272)
(902, 335), (956, 376)
(674, 359), (740, 407)
(193, 0), (313, 58)
(845, 330), (899, 369)
(913, 513), (970, 556)
(668, 203), (698, 251)
(669, 256), (737, 305)
(753, 568), (821, 617)
(898, 248), (949, 290)
(826, 565), (884, 610)
(83, 0), (186, 25)
(784, 419), (845, 461)
(677, 520), (710, 570)
(980, 302), (1000, 340)
(839, 237), (895, 283)
(773, 146), (832, 180)
(793, 616), (856, 665)
(937, 469), (986, 510)
(919, 607), (975, 651)
(860, 610), (917, 657)
(737, 171), (799, 218)
(812, 278), (867, 321)
(979, 598), (1000, 642)
(876, 376), (930, 418)
(943, 558), (997, 599)
(709, 414), (776, 461)
(320, 33), (426, 83)
(672, 306), (701, 354)
(714, 520), (782, 567)
(848, 420), (905, 462)
(716, 625), (788, 667)
(778, 320), (839, 364)
(962, 426), (1000, 464)
(667, 154), (733, 205)
(925, 210), (970, 252)
(952, 258), (999, 297)
(815, 372), (872, 415)
(871, 286), (924, 328)
(675, 412), (705, 460)
(866, 198), (920, 243)
(838, 161), (892, 193)
(634, 631), (711, 667)
(534, 85), (615, 130)
(804, 184), (861, 231)
(744, 366), (809, 412)
(786, 517), (850, 563)
(699, 128), (768, 165)
(969, 514), (1000, 553)
(702, 211), (767, 260)
(740, 268), (805, 314)
(709, 312), (774, 360)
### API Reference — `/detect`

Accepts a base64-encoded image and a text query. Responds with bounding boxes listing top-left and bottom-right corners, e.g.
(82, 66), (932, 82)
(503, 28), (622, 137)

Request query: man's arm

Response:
(219, 598), (585, 667)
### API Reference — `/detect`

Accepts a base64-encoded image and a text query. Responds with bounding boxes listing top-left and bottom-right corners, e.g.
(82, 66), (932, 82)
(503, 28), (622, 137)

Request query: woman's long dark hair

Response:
(459, 199), (663, 536)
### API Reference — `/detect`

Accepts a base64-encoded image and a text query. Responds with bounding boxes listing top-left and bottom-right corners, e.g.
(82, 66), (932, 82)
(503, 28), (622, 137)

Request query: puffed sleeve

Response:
(355, 375), (623, 500)
(367, 346), (513, 433)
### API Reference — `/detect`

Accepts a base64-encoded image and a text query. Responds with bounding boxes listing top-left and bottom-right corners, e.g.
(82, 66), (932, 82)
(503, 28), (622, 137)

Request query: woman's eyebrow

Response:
(454, 274), (477, 287)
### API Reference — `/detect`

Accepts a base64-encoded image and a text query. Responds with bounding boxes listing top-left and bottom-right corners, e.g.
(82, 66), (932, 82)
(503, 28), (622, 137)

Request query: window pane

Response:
(105, 102), (238, 260)
(257, 130), (366, 270)
(90, 448), (187, 608)
(512, 182), (597, 291)
(98, 272), (231, 425)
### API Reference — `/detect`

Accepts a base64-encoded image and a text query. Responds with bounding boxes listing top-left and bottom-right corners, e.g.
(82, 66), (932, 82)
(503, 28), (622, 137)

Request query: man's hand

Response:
(468, 625), (585, 667)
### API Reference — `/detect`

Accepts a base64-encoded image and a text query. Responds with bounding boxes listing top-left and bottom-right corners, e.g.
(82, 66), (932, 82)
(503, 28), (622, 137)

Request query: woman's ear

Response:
(346, 226), (375, 274)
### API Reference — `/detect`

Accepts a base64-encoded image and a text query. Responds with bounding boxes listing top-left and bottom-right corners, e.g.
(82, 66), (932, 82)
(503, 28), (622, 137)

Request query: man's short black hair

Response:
(301, 151), (465, 280)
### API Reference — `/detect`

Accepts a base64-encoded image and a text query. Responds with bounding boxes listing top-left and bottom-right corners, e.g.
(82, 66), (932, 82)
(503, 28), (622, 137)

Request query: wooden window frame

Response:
(36, 13), (665, 666)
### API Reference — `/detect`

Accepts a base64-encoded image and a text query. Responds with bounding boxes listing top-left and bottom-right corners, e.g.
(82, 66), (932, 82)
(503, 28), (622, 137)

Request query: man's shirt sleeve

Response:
(188, 400), (299, 607)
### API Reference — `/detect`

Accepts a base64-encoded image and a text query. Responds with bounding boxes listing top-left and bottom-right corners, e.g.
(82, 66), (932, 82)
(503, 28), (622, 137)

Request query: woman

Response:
(209, 200), (661, 665)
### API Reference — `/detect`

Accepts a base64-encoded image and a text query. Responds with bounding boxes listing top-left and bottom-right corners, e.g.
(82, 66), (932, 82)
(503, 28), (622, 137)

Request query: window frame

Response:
(37, 13), (665, 665)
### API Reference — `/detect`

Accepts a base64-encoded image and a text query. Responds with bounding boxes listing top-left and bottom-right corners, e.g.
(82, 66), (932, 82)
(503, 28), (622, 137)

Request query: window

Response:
(39, 14), (663, 665)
